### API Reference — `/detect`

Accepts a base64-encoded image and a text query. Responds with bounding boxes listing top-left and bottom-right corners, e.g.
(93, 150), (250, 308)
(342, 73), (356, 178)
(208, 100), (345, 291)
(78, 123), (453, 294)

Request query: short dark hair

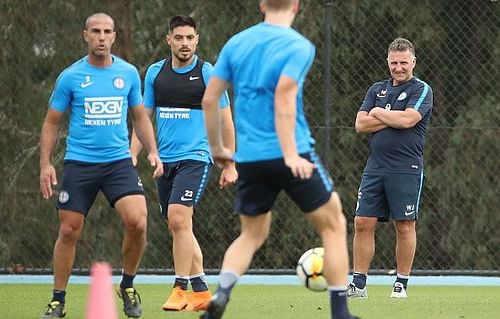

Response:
(260, 0), (295, 10)
(388, 38), (415, 57)
(169, 15), (197, 33)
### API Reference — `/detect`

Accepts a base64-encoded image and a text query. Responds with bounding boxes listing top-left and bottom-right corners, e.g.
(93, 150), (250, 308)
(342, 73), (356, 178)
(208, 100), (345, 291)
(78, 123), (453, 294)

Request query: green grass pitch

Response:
(1, 284), (499, 318)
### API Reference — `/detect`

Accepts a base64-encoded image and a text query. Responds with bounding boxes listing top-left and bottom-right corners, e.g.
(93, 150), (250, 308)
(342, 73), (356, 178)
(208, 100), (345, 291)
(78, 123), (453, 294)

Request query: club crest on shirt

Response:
(397, 92), (407, 101)
(113, 76), (125, 90)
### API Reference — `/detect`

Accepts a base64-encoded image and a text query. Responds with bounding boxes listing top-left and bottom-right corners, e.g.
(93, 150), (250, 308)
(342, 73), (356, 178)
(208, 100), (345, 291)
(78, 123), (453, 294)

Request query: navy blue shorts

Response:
(235, 152), (334, 215)
(56, 158), (144, 216)
(157, 160), (212, 218)
(355, 172), (425, 222)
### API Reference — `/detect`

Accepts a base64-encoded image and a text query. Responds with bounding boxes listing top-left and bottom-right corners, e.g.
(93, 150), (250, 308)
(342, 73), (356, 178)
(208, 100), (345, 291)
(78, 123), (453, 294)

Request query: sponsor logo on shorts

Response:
(405, 204), (415, 216)
(137, 177), (143, 187)
(355, 191), (362, 212)
(180, 189), (194, 202)
(58, 191), (69, 204)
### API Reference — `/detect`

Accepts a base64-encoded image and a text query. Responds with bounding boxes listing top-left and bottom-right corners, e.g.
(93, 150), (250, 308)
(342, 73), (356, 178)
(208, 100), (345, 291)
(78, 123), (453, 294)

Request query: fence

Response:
(0, 0), (498, 275)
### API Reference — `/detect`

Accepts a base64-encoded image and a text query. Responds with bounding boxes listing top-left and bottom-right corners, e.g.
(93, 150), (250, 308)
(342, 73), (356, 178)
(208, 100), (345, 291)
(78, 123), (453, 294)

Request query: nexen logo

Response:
(84, 97), (123, 118)
(84, 97), (123, 126)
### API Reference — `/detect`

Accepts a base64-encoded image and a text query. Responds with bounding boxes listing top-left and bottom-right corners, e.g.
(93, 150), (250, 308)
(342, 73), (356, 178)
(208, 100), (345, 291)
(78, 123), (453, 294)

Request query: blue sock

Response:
(190, 273), (209, 292)
(352, 272), (367, 289)
(52, 290), (66, 303)
(329, 287), (350, 319)
(174, 276), (189, 290)
(120, 273), (135, 289)
(396, 273), (409, 289)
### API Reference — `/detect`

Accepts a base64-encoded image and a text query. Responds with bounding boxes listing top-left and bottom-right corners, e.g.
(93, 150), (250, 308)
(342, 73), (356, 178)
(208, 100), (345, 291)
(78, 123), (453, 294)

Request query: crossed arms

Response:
(355, 107), (422, 134)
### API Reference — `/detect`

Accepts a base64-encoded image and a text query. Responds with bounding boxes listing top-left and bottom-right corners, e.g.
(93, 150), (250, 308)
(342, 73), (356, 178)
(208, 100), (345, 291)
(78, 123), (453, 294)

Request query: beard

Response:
(174, 50), (193, 63)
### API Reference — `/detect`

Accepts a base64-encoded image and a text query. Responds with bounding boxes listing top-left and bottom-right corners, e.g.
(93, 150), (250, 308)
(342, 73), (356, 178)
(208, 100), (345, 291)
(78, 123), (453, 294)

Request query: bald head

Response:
(85, 13), (114, 31)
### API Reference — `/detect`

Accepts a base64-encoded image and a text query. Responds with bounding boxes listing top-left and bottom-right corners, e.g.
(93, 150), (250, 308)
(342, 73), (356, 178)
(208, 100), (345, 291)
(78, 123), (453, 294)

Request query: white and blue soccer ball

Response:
(296, 247), (327, 292)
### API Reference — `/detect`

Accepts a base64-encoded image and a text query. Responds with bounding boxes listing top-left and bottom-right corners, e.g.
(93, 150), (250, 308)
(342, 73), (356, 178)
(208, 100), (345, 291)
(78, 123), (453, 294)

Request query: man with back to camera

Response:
(199, 1), (359, 318)
(347, 37), (433, 299)
(39, 12), (162, 318)
(130, 15), (237, 312)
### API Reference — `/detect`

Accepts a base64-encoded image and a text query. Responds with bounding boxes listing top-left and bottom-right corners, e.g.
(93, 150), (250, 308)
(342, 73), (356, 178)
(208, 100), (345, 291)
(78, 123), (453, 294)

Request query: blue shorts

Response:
(235, 152), (334, 215)
(157, 160), (212, 218)
(56, 158), (144, 216)
(355, 172), (425, 222)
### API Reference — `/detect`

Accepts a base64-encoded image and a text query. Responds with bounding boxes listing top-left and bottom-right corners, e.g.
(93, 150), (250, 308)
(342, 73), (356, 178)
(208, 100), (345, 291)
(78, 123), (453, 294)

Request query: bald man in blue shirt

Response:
(39, 12), (162, 318)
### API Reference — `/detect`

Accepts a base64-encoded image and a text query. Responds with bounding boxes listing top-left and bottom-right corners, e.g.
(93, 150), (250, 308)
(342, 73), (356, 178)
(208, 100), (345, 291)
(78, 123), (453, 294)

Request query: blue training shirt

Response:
(360, 77), (433, 174)
(143, 55), (230, 163)
(49, 55), (142, 163)
(212, 22), (315, 163)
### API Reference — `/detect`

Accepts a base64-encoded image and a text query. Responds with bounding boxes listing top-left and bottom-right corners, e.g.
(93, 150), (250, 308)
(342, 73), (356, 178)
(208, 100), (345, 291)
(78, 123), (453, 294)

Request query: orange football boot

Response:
(184, 290), (212, 311)
(162, 286), (189, 311)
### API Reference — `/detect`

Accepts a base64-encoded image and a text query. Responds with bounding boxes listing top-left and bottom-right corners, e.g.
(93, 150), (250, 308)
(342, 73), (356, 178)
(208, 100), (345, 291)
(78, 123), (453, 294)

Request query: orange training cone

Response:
(85, 262), (118, 319)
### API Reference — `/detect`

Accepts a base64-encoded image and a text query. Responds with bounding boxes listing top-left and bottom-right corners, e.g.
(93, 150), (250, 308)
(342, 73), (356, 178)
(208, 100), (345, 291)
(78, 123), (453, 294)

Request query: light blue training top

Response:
(212, 22), (316, 163)
(143, 55), (230, 163)
(49, 55), (142, 163)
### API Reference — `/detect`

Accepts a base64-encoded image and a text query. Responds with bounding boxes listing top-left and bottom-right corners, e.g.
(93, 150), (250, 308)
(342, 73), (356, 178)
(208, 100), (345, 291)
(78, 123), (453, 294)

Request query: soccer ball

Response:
(296, 247), (327, 291)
